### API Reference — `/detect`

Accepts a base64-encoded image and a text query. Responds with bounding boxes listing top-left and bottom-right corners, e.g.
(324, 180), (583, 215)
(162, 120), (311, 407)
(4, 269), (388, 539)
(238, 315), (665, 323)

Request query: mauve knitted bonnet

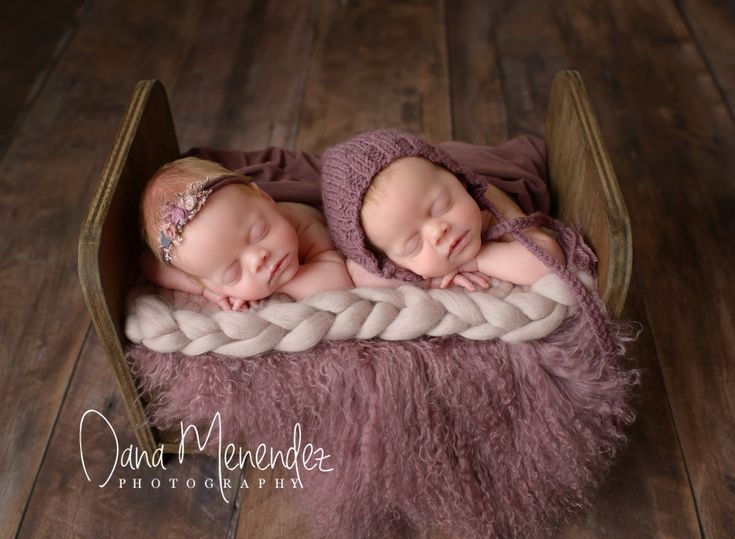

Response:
(321, 128), (498, 281)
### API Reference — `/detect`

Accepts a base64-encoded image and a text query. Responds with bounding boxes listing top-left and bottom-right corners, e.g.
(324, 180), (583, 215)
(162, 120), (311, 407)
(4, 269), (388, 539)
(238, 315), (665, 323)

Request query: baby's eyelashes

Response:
(224, 264), (241, 284)
(430, 197), (449, 216)
(402, 234), (421, 257)
(250, 221), (268, 242)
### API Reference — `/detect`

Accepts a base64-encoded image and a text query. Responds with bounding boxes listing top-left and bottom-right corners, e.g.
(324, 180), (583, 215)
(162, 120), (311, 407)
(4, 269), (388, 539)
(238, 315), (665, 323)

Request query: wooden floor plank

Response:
(462, 1), (734, 536)
(0, 0), (211, 535)
(677, 0), (735, 120)
(17, 329), (242, 539)
(0, 0), (85, 156)
(234, 466), (319, 539)
(446, 0), (509, 145)
(170, 0), (318, 151)
(297, 0), (452, 152)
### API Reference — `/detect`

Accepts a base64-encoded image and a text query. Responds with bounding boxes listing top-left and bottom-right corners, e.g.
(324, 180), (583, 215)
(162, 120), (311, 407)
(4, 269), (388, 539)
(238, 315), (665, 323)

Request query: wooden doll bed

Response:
(77, 70), (632, 456)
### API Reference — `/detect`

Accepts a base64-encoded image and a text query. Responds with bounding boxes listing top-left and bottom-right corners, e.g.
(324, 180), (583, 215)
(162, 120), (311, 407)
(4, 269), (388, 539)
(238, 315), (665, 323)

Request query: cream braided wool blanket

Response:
(124, 270), (594, 357)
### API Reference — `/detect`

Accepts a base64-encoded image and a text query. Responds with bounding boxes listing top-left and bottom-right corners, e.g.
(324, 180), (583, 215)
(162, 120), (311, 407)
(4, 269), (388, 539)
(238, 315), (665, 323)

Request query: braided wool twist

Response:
(125, 271), (593, 357)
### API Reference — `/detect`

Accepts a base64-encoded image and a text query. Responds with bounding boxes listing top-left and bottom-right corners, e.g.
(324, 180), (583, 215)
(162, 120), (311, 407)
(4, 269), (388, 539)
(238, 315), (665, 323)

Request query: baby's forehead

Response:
(203, 183), (278, 217)
(371, 156), (456, 194)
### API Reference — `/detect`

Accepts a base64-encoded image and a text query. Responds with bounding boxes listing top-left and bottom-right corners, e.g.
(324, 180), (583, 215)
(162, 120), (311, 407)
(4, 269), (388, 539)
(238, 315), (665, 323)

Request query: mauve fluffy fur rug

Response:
(126, 315), (638, 539)
(125, 229), (640, 538)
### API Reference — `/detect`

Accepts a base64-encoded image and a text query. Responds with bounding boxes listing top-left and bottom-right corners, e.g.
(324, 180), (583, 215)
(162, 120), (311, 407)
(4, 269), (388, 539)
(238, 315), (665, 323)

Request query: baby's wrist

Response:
(458, 258), (479, 272)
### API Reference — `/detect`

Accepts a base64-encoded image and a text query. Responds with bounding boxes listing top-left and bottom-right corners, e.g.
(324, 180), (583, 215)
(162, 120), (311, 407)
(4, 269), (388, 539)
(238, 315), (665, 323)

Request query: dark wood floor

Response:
(1, 0), (733, 537)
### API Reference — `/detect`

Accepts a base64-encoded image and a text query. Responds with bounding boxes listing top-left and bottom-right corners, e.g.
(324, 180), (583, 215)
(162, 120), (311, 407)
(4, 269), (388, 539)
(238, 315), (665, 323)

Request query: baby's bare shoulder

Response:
(277, 202), (335, 260)
(277, 202), (326, 228)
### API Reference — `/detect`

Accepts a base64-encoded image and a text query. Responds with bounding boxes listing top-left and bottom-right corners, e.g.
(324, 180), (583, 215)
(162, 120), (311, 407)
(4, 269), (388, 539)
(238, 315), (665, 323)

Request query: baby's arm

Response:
(462, 233), (564, 285)
(139, 250), (236, 310)
(275, 205), (354, 300)
(467, 184), (565, 285)
(139, 250), (203, 295)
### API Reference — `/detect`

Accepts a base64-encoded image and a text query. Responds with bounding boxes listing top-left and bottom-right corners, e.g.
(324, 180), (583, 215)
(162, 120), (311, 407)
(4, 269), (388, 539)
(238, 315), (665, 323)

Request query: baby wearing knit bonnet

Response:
(321, 128), (566, 289)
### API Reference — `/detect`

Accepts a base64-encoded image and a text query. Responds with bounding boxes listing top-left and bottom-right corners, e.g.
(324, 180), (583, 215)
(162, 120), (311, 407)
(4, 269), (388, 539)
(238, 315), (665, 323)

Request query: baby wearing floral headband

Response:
(321, 129), (566, 289)
(138, 157), (360, 310)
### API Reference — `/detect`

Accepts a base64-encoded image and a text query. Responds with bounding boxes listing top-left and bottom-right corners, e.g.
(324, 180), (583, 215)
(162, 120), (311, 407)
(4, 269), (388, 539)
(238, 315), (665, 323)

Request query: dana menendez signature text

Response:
(78, 409), (333, 503)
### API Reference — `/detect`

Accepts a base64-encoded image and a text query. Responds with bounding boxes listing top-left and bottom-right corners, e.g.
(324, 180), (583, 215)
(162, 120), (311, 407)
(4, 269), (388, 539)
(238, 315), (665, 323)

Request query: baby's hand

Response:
(202, 288), (259, 311)
(429, 270), (491, 291)
(227, 297), (261, 312)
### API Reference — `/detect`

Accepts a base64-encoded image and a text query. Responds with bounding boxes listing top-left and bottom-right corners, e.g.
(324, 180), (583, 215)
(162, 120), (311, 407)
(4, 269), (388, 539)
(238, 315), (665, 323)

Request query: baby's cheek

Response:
(415, 254), (453, 278)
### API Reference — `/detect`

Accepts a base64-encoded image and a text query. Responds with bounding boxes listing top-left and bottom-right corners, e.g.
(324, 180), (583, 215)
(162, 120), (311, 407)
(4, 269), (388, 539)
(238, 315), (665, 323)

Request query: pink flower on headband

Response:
(181, 194), (197, 211)
(170, 206), (187, 225)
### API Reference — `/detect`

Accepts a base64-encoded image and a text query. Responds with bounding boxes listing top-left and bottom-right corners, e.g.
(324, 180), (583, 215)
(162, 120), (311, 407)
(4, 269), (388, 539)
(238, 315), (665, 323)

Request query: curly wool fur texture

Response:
(126, 309), (639, 538)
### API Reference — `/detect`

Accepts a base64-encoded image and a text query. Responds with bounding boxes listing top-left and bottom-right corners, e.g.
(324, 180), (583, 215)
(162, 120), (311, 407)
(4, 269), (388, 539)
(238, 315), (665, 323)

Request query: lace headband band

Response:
(158, 173), (251, 264)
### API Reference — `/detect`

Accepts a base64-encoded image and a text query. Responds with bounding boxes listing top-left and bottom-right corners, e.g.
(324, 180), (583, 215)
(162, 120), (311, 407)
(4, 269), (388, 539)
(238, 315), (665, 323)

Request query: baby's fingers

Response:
(453, 274), (476, 291)
(465, 272), (490, 289)
(230, 297), (247, 311)
(440, 271), (458, 289)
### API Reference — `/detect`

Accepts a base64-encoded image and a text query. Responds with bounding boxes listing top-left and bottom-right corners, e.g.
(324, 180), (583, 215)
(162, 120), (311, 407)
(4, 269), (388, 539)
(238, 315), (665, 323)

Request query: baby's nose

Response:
(248, 249), (270, 272)
(429, 221), (449, 245)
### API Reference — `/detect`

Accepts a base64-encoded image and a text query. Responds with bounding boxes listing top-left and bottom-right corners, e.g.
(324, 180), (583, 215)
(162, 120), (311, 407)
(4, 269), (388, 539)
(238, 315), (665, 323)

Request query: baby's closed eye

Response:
(430, 195), (450, 216)
(402, 234), (421, 256)
(250, 220), (268, 242)
(223, 262), (241, 284)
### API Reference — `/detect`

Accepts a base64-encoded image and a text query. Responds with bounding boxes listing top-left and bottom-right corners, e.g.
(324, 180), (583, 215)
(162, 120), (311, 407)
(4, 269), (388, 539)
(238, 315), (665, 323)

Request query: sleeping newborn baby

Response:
(138, 157), (356, 310)
(321, 128), (566, 288)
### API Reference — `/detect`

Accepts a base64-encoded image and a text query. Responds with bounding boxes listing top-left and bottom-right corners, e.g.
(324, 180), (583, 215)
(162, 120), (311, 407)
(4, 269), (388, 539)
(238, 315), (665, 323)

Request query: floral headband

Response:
(158, 173), (251, 264)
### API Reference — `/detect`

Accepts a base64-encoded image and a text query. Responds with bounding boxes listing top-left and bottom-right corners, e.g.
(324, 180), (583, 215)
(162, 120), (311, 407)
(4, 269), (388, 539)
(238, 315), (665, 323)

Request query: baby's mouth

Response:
(268, 254), (289, 284)
(448, 232), (468, 257)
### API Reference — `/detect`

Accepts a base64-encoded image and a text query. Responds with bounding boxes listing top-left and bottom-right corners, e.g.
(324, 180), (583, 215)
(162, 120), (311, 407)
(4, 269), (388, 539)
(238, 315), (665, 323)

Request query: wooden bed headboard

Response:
(78, 80), (179, 453)
(545, 70), (632, 318)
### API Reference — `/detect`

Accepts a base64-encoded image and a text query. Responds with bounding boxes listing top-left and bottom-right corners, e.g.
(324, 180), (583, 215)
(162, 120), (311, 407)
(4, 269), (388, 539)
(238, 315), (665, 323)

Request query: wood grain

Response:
(17, 331), (242, 539)
(678, 0), (735, 119)
(79, 79), (180, 455)
(234, 465), (318, 539)
(170, 0), (318, 151)
(560, 3), (735, 536)
(297, 0), (452, 151)
(445, 0), (509, 145)
(0, 0), (85, 156)
(544, 70), (633, 316)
